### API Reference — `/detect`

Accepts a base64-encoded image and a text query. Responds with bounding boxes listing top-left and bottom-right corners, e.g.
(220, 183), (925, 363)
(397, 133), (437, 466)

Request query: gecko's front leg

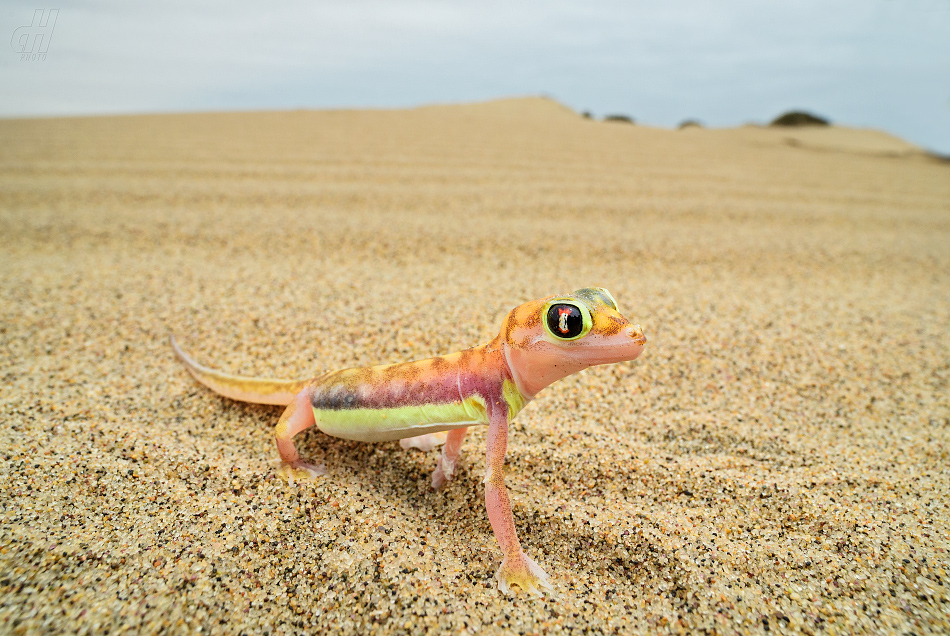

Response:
(484, 407), (552, 596)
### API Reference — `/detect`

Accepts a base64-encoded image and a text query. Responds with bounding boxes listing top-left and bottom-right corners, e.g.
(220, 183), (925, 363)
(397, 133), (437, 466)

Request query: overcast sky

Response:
(3, 0), (949, 153)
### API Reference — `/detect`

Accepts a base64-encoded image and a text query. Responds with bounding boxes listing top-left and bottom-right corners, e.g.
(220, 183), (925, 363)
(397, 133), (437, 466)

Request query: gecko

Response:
(171, 287), (646, 596)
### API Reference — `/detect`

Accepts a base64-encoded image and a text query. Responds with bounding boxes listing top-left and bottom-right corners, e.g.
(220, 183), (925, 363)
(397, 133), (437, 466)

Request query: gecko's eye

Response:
(544, 303), (588, 340)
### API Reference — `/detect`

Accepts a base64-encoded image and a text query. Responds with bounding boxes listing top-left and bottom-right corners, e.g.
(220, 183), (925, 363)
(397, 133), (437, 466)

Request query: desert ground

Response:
(1, 98), (948, 634)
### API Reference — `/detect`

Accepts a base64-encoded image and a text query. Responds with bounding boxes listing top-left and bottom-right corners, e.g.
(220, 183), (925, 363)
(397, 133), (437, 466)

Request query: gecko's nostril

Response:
(627, 325), (646, 344)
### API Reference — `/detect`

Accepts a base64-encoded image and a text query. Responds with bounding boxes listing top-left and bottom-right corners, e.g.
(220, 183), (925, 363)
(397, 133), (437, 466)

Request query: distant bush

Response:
(926, 151), (950, 164)
(604, 114), (634, 124)
(770, 111), (830, 127)
(678, 119), (703, 129)
(581, 110), (593, 119)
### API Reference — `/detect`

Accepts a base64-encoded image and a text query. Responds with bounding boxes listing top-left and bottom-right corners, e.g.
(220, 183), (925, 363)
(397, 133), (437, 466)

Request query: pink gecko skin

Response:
(172, 287), (646, 596)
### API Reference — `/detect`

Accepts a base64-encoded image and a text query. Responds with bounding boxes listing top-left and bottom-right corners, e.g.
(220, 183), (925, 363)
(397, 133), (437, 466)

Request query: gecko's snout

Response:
(627, 324), (647, 345)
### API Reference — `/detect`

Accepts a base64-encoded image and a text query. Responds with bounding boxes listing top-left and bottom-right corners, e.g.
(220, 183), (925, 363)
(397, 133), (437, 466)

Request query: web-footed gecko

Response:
(171, 287), (646, 596)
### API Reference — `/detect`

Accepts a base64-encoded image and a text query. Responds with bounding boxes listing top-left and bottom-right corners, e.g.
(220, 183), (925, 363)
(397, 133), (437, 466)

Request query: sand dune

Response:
(734, 123), (933, 158)
(1, 98), (948, 634)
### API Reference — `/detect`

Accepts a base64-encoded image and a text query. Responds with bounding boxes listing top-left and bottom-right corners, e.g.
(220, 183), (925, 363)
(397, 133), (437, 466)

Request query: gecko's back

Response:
(307, 344), (510, 442)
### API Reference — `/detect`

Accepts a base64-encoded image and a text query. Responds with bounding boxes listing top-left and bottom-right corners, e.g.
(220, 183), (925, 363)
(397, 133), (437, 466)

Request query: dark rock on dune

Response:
(678, 119), (703, 129)
(770, 111), (830, 127)
(604, 114), (634, 124)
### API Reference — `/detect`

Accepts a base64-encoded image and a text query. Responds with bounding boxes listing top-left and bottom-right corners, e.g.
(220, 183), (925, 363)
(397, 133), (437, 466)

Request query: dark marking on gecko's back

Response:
(312, 386), (359, 410)
(348, 367), (375, 386)
(381, 364), (403, 382)
(394, 361), (423, 382)
(457, 348), (476, 370)
(311, 356), (469, 411)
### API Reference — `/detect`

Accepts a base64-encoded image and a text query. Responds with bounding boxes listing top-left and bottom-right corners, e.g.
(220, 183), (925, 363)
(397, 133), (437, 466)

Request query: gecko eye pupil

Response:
(546, 304), (583, 339)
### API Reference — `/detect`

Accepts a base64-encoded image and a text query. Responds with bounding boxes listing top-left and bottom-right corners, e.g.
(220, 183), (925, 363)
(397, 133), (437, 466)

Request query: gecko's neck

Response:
(499, 337), (588, 399)
(476, 334), (531, 419)
(452, 335), (516, 400)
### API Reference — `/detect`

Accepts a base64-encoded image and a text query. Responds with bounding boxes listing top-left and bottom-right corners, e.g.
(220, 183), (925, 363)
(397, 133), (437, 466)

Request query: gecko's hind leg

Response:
(274, 386), (324, 483)
(431, 427), (467, 489)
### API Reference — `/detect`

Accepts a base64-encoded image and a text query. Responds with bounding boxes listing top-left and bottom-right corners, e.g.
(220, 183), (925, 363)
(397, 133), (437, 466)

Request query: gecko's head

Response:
(501, 287), (647, 397)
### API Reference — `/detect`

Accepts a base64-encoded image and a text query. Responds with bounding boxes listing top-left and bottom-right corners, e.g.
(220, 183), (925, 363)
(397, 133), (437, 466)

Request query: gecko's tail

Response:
(170, 334), (310, 406)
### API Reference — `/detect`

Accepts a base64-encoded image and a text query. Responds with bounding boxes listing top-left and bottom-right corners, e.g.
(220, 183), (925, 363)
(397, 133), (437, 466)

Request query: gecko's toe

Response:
(275, 460), (325, 485)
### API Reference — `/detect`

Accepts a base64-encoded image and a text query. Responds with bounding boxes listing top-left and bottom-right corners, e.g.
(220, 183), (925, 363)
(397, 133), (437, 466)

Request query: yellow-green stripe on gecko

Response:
(171, 287), (647, 597)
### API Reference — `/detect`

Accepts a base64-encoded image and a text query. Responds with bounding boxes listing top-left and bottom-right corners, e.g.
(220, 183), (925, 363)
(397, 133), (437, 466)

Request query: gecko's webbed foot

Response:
(496, 552), (553, 597)
(274, 459), (325, 485)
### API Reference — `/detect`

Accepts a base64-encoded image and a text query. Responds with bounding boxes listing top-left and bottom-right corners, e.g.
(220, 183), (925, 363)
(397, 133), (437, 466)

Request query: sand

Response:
(1, 97), (948, 634)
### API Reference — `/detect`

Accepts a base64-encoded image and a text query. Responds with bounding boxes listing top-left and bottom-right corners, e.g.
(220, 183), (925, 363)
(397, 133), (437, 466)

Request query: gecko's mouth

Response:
(569, 325), (646, 366)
